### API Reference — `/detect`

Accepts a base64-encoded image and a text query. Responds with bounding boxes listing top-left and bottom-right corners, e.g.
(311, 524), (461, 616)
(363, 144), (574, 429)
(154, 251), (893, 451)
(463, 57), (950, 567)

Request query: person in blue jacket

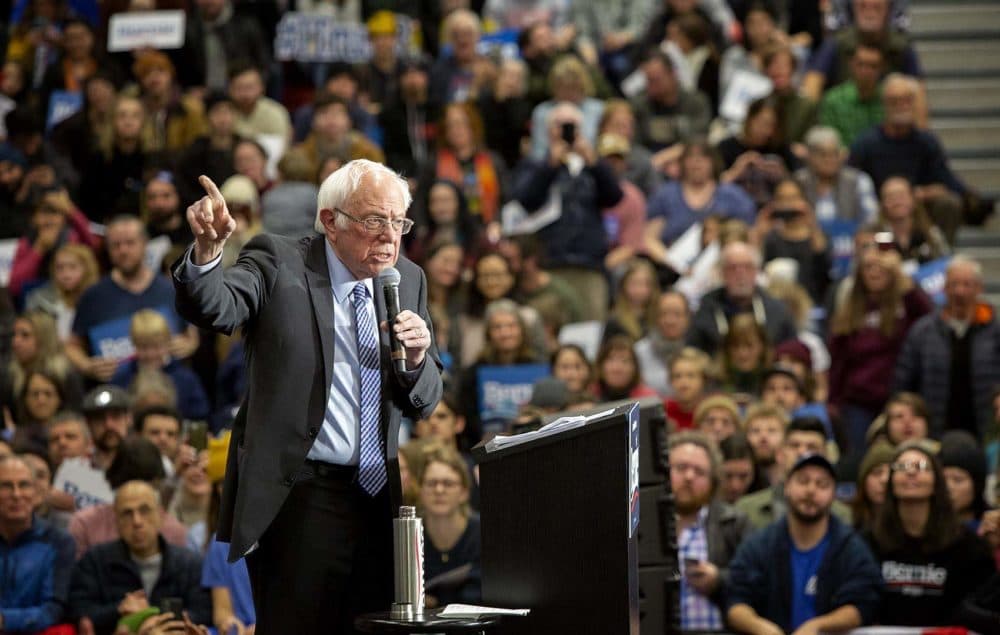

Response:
(726, 453), (882, 634)
(0, 455), (76, 632)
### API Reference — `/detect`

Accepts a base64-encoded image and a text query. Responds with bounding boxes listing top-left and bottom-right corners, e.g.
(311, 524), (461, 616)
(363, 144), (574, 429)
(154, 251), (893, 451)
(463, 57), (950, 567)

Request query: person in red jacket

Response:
(9, 187), (99, 300)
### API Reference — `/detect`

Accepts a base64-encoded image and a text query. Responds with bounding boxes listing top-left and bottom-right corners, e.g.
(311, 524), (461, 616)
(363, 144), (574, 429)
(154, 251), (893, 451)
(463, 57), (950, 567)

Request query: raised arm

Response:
(188, 175), (237, 265)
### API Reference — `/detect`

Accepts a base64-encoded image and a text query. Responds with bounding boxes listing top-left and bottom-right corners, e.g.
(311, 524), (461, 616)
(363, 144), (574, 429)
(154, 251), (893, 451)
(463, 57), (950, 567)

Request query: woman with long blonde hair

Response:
(829, 244), (933, 462)
(3, 310), (84, 419)
(78, 94), (156, 221)
(25, 243), (99, 340)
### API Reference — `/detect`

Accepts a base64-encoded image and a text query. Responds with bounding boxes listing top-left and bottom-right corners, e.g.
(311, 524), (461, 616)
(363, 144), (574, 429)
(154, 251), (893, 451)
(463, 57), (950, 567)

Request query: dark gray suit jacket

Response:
(173, 233), (443, 561)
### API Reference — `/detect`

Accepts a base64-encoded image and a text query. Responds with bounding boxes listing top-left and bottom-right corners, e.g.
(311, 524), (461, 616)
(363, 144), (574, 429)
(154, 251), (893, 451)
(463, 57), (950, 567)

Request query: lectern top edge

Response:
(471, 401), (639, 464)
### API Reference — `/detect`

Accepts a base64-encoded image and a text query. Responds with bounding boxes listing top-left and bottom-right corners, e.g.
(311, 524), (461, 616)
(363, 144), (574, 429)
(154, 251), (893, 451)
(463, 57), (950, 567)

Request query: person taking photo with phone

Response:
(759, 178), (832, 304)
(510, 101), (623, 322)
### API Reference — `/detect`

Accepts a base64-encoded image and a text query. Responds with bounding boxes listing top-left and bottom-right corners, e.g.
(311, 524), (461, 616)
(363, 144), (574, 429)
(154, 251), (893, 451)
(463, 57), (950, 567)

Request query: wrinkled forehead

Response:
(347, 174), (408, 216)
(115, 487), (158, 512)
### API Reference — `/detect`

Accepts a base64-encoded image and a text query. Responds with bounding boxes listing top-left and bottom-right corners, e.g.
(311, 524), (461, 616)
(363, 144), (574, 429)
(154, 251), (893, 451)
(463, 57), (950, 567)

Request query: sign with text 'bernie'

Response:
(913, 256), (952, 306)
(107, 10), (186, 52)
(275, 13), (413, 63)
(476, 363), (551, 436)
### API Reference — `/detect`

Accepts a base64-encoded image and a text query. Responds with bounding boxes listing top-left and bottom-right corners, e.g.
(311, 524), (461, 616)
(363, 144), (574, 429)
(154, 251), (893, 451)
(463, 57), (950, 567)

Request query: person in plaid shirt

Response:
(669, 431), (753, 631)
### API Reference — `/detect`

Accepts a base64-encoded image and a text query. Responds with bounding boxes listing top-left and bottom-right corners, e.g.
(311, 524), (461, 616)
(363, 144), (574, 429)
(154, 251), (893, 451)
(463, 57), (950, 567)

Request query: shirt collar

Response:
(325, 239), (373, 303)
(694, 505), (709, 529)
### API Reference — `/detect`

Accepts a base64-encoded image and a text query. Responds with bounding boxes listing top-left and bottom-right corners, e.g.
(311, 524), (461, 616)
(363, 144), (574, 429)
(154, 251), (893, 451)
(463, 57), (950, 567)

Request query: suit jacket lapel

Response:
(305, 236), (335, 395)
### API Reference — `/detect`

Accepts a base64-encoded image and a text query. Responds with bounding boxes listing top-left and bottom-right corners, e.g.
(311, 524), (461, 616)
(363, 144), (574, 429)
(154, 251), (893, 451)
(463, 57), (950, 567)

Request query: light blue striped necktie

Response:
(351, 282), (387, 495)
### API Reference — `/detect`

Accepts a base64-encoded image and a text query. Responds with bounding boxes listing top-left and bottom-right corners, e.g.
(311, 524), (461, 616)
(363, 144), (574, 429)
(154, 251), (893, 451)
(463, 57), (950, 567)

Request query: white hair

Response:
(882, 73), (920, 99)
(721, 241), (762, 269)
(314, 159), (412, 233)
(947, 254), (983, 282)
(804, 125), (843, 151)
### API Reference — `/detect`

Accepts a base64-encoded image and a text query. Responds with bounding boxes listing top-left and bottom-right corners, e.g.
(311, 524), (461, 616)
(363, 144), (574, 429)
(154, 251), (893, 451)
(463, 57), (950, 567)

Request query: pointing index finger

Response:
(199, 175), (224, 203)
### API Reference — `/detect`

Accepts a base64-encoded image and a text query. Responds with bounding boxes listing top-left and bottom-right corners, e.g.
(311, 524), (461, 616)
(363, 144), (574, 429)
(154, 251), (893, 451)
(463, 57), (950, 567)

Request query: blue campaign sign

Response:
(476, 363), (551, 434)
(87, 304), (182, 360)
(913, 256), (952, 306)
(479, 28), (520, 60)
(46, 90), (83, 132)
(11, 0), (99, 24)
(274, 12), (413, 63)
(821, 218), (860, 280)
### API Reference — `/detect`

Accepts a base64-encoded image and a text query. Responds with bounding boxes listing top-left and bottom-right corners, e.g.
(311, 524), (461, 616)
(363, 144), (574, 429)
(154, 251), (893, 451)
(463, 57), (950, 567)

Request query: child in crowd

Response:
(664, 347), (713, 431)
(111, 310), (209, 422)
(742, 403), (790, 489)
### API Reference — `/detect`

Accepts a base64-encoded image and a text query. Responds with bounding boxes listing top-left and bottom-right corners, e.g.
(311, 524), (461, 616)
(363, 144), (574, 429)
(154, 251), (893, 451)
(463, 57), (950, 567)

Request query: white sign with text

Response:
(108, 11), (186, 52)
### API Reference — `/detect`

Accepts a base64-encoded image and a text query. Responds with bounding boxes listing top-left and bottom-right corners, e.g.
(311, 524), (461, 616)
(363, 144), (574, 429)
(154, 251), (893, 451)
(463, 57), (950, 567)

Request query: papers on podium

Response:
(484, 408), (615, 452)
(439, 604), (530, 618)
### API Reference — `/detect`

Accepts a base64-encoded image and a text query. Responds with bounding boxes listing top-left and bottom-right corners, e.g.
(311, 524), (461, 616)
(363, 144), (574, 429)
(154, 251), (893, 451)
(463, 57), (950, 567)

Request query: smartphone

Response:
(160, 597), (183, 619)
(560, 121), (576, 145)
(771, 208), (800, 222)
(874, 231), (895, 251)
(683, 558), (701, 570)
(186, 421), (208, 452)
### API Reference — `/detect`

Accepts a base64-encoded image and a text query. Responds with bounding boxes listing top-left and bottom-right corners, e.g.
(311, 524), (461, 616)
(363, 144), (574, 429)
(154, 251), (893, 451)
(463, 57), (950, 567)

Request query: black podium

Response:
(473, 403), (641, 635)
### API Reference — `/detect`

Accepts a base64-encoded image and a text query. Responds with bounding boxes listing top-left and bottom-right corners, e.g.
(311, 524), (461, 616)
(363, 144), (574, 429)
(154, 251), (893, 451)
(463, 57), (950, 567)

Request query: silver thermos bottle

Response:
(391, 506), (425, 620)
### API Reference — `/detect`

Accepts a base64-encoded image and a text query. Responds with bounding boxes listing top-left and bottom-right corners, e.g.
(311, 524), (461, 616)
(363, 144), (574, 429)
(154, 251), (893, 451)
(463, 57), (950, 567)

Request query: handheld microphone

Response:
(378, 267), (407, 373)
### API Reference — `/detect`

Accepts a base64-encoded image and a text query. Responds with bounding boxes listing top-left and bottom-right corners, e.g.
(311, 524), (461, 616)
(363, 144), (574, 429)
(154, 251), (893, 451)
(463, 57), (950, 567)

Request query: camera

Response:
(560, 122), (577, 145)
(160, 597), (183, 619)
(874, 232), (895, 252)
(185, 421), (208, 452)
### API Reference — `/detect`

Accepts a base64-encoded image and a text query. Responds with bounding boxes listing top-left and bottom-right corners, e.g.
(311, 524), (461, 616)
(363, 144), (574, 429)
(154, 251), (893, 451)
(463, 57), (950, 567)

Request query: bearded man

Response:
(668, 432), (752, 631)
(725, 454), (882, 634)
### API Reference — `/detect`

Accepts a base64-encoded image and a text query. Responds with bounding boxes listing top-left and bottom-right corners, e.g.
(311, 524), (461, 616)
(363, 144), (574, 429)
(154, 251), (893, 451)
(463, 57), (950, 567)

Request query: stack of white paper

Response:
(484, 408), (615, 452)
(440, 604), (530, 618)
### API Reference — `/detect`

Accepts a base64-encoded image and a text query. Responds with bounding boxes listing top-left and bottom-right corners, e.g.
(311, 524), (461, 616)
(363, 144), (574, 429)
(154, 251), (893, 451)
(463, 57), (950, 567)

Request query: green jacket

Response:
(736, 482), (853, 530)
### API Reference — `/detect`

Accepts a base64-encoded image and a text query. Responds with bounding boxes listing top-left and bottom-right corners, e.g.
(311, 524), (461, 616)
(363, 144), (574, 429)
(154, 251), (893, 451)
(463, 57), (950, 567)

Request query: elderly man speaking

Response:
(173, 160), (443, 634)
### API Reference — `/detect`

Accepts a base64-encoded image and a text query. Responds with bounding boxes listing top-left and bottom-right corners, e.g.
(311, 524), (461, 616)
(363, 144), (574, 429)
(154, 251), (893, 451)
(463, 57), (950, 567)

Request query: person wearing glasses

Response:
(0, 455), (75, 633)
(173, 160), (443, 634)
(668, 431), (752, 632)
(417, 443), (481, 608)
(863, 440), (996, 627)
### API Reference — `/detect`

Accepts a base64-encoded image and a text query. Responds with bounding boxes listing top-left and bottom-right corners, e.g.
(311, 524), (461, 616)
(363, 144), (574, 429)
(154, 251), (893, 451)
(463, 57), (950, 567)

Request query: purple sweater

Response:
(828, 287), (933, 411)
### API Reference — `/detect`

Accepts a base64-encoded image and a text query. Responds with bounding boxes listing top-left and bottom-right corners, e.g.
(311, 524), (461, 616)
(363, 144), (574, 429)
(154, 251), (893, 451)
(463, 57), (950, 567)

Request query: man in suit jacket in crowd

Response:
(173, 159), (443, 633)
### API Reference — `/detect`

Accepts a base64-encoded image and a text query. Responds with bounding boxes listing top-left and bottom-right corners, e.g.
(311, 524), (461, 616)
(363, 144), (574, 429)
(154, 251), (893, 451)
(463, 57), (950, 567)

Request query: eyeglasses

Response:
(0, 480), (36, 494)
(670, 463), (711, 479)
(334, 208), (414, 235)
(422, 478), (462, 490)
(892, 459), (932, 474)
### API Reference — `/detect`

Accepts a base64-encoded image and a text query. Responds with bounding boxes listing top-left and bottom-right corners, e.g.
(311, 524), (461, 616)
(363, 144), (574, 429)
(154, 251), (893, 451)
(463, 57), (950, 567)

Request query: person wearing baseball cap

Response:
(727, 452), (882, 634)
(362, 11), (402, 111)
(81, 385), (133, 470)
(737, 417), (852, 530)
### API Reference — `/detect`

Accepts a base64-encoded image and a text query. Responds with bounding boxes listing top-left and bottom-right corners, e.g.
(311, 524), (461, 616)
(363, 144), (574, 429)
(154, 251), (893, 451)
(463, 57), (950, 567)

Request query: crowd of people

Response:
(0, 0), (998, 632)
